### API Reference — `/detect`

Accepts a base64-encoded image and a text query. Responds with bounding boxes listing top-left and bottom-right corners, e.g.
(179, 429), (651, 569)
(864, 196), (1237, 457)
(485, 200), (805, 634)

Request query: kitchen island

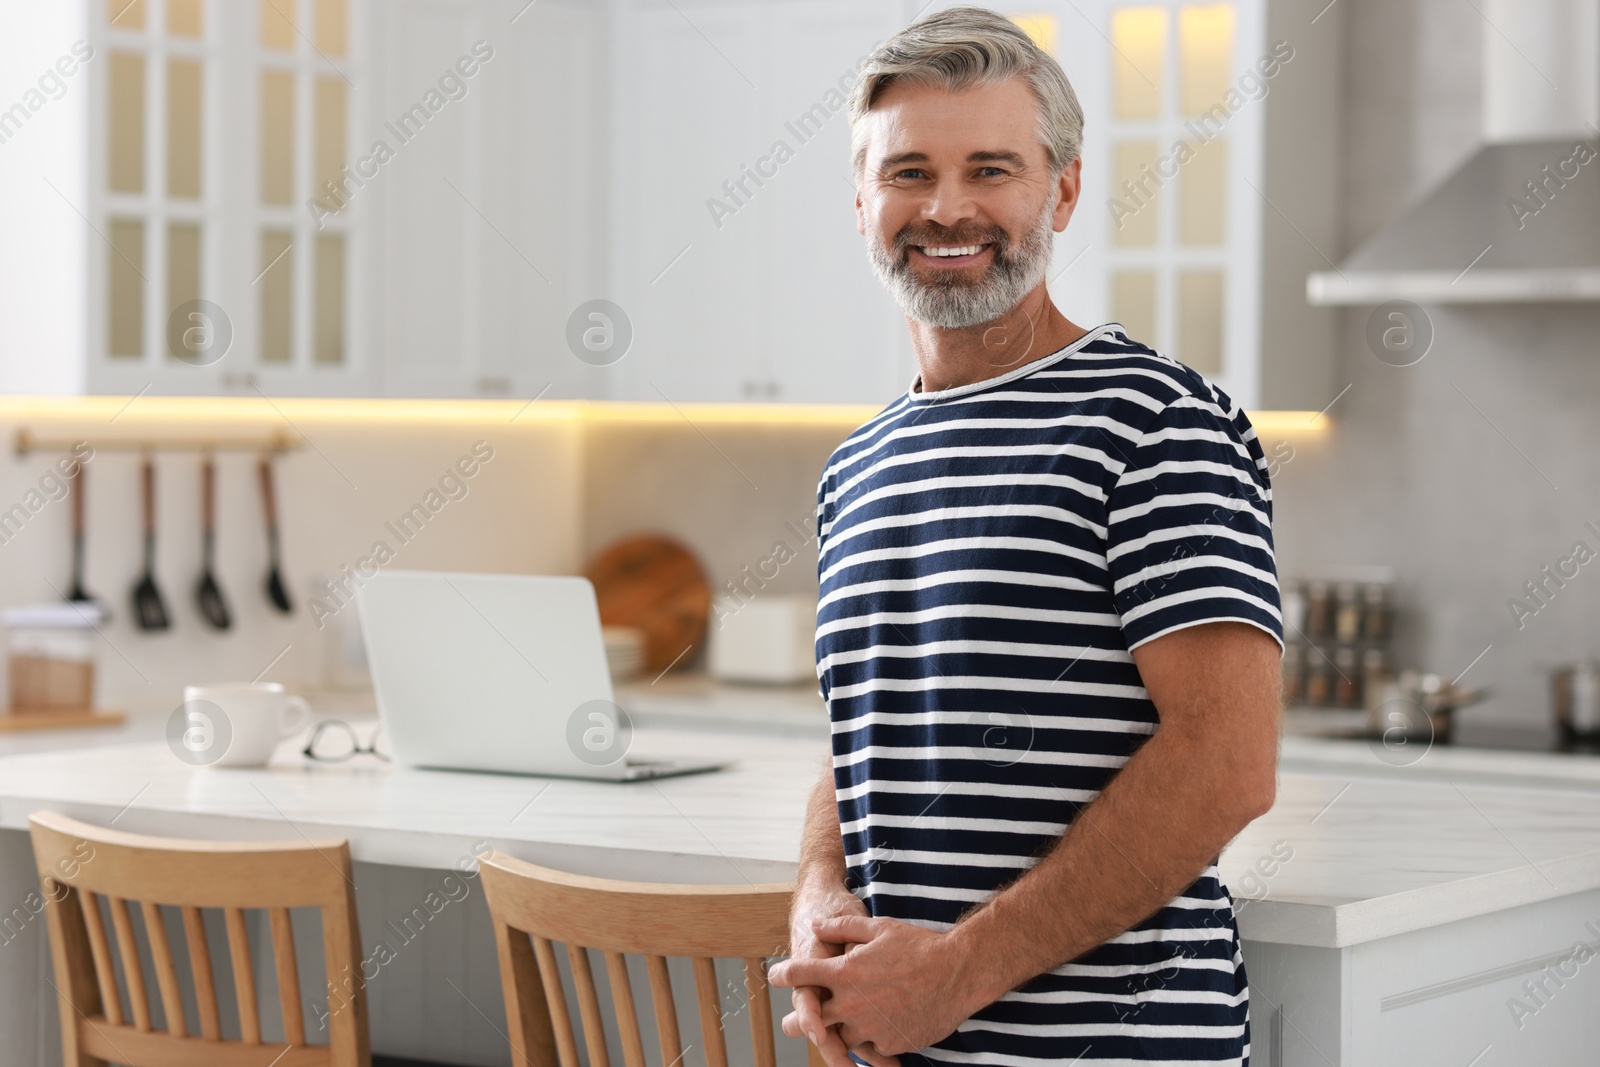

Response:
(1, 693), (1599, 1065)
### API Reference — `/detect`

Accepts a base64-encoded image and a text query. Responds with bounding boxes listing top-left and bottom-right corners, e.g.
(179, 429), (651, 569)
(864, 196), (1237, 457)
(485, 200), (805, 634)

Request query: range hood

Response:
(1308, 0), (1600, 305)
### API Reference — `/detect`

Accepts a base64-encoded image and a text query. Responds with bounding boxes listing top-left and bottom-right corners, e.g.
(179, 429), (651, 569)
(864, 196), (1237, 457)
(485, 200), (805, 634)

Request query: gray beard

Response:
(865, 195), (1057, 330)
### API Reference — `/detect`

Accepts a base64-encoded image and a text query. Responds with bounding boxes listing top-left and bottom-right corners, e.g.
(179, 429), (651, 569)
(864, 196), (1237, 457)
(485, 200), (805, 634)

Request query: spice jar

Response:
(1362, 582), (1392, 643)
(1281, 643), (1304, 705)
(1304, 581), (1332, 639)
(1334, 647), (1362, 708)
(1334, 583), (1362, 645)
(1280, 583), (1306, 636)
(1304, 659), (1333, 707)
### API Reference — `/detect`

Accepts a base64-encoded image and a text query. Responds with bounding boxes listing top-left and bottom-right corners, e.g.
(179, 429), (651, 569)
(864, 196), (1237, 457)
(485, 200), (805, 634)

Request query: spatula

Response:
(66, 464), (94, 603)
(131, 458), (171, 631)
(259, 456), (292, 613)
(195, 456), (232, 630)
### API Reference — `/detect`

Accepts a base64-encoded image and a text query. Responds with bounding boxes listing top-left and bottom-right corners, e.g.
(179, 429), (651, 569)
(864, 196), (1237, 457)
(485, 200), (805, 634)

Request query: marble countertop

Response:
(6, 696), (1600, 949)
(8, 677), (1600, 950)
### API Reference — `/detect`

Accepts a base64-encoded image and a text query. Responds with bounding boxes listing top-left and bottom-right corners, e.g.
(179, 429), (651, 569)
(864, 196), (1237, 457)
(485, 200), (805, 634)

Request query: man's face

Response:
(856, 77), (1080, 330)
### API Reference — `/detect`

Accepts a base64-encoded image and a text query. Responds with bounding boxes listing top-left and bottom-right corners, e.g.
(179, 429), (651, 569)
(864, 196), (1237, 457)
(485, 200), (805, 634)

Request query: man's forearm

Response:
(797, 761), (848, 893)
(947, 723), (1272, 1006)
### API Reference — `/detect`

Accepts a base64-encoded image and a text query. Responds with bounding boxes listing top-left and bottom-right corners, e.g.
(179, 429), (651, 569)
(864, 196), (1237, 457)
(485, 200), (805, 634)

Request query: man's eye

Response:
(892, 169), (926, 180)
(977, 166), (1006, 177)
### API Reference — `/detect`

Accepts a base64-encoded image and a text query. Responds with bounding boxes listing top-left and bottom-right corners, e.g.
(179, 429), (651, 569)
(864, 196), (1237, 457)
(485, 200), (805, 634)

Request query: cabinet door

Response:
(605, 2), (767, 403)
(756, 0), (907, 404)
(905, 0), (1268, 407)
(370, 0), (597, 399)
(367, 0), (476, 397)
(82, 0), (376, 396)
(465, 2), (600, 401)
(607, 0), (906, 405)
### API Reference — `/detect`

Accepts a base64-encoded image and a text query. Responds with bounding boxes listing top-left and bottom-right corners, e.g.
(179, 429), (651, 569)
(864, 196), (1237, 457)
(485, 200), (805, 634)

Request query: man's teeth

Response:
(919, 244), (987, 257)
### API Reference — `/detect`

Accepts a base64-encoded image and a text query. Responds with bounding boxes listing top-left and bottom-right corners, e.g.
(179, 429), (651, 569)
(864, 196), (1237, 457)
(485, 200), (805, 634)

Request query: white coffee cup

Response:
(179, 682), (311, 768)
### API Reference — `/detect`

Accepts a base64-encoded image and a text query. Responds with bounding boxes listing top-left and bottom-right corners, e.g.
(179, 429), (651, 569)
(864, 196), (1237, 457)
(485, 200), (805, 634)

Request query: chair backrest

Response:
(28, 809), (370, 1067)
(478, 850), (822, 1067)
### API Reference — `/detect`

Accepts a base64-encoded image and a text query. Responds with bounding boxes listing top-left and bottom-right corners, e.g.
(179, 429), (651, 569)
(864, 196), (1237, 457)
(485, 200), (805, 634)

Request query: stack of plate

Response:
(602, 625), (647, 681)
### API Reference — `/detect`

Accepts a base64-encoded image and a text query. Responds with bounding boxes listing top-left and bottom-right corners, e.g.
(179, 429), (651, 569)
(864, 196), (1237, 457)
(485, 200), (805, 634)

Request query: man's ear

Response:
(1053, 157), (1082, 232)
(856, 189), (867, 235)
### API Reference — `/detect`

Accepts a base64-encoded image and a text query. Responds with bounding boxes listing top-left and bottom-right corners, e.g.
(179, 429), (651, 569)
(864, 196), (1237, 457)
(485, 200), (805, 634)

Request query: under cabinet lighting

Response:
(0, 396), (1331, 432)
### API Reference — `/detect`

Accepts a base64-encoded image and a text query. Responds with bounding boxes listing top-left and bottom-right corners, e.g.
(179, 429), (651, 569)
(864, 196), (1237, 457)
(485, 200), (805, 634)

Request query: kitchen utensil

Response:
(130, 458), (170, 631)
(195, 457), (232, 630)
(66, 465), (94, 604)
(1549, 662), (1600, 741)
(584, 535), (709, 674)
(1365, 670), (1488, 744)
(258, 457), (292, 614)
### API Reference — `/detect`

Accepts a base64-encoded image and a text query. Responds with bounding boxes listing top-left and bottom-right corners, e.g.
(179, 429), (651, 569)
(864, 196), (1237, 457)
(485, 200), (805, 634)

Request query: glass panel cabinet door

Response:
(923, 0), (1265, 406)
(1047, 0), (1263, 404)
(89, 0), (367, 394)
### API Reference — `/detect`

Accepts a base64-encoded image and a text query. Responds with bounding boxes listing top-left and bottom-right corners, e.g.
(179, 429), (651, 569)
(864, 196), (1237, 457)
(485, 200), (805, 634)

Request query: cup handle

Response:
(280, 696), (312, 738)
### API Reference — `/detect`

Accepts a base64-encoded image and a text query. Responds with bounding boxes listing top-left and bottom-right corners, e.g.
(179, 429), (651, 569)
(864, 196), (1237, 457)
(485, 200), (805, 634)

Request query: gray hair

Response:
(847, 6), (1085, 182)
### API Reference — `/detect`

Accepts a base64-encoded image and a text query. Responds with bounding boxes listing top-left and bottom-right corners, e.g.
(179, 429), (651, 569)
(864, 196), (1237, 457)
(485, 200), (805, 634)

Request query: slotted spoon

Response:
(259, 456), (292, 613)
(195, 456), (232, 630)
(66, 464), (94, 603)
(131, 458), (170, 631)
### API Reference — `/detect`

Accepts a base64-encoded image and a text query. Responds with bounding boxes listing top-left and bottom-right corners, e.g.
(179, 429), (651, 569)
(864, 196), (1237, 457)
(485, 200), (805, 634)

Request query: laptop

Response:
(355, 569), (728, 781)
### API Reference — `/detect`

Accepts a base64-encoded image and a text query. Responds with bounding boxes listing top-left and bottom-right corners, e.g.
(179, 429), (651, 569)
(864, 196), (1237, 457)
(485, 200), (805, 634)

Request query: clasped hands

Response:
(767, 889), (988, 1067)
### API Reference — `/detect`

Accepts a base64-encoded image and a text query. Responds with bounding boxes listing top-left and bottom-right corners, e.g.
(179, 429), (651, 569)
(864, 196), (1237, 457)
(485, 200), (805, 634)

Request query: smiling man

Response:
(766, 8), (1283, 1067)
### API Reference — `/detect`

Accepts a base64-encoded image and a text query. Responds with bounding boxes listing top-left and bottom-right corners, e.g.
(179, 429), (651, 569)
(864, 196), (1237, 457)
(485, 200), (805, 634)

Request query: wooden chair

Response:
(28, 810), (370, 1067)
(478, 851), (824, 1067)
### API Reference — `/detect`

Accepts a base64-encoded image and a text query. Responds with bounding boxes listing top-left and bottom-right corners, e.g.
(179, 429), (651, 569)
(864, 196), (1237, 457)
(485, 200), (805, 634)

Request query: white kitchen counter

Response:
(2, 714), (1598, 951)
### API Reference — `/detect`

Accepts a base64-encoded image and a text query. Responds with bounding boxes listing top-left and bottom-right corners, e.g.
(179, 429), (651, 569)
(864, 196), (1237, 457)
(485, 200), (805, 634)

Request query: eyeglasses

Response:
(303, 720), (390, 763)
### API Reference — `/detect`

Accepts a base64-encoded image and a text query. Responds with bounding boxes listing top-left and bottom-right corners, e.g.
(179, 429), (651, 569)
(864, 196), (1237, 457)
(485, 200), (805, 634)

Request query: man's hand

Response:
(771, 914), (986, 1058)
(783, 880), (882, 1067)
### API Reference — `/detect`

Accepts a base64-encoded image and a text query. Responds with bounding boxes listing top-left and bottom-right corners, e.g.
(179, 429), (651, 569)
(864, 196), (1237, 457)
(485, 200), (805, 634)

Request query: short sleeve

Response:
(815, 475), (830, 701)
(1105, 393), (1283, 652)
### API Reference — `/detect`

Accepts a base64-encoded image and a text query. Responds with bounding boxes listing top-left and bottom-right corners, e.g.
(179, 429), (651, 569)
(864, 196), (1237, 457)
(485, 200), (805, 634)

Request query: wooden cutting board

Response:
(584, 535), (710, 674)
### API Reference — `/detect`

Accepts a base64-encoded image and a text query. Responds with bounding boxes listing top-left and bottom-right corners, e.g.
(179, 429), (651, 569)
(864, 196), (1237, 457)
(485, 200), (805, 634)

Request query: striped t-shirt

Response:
(814, 323), (1282, 1066)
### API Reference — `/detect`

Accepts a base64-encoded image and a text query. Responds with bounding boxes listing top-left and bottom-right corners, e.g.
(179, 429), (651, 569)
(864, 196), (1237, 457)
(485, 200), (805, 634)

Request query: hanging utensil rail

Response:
(13, 429), (303, 456)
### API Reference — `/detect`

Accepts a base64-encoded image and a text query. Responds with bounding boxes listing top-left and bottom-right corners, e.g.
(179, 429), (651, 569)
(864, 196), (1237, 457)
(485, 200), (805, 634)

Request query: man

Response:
(766, 7), (1283, 1067)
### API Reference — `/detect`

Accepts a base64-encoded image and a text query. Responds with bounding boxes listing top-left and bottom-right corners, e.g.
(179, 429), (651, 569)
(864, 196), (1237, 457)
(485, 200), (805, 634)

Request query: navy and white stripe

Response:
(814, 324), (1282, 1066)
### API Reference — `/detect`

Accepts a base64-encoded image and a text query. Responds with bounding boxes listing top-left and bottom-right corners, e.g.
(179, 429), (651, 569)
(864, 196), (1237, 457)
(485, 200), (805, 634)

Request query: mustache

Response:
(898, 227), (1008, 252)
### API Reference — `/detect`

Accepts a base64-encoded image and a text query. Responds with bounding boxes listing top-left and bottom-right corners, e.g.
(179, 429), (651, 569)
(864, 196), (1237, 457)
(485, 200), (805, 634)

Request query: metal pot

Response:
(1365, 671), (1488, 745)
(1550, 662), (1600, 741)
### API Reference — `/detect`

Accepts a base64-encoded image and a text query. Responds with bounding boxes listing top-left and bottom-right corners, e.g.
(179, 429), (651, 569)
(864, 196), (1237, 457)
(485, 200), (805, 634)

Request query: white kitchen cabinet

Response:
(603, 0), (910, 405)
(609, 0), (1343, 409)
(371, 0), (603, 400)
(0, 0), (601, 400)
(3, 0), (1339, 407)
(80, 0), (379, 397)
